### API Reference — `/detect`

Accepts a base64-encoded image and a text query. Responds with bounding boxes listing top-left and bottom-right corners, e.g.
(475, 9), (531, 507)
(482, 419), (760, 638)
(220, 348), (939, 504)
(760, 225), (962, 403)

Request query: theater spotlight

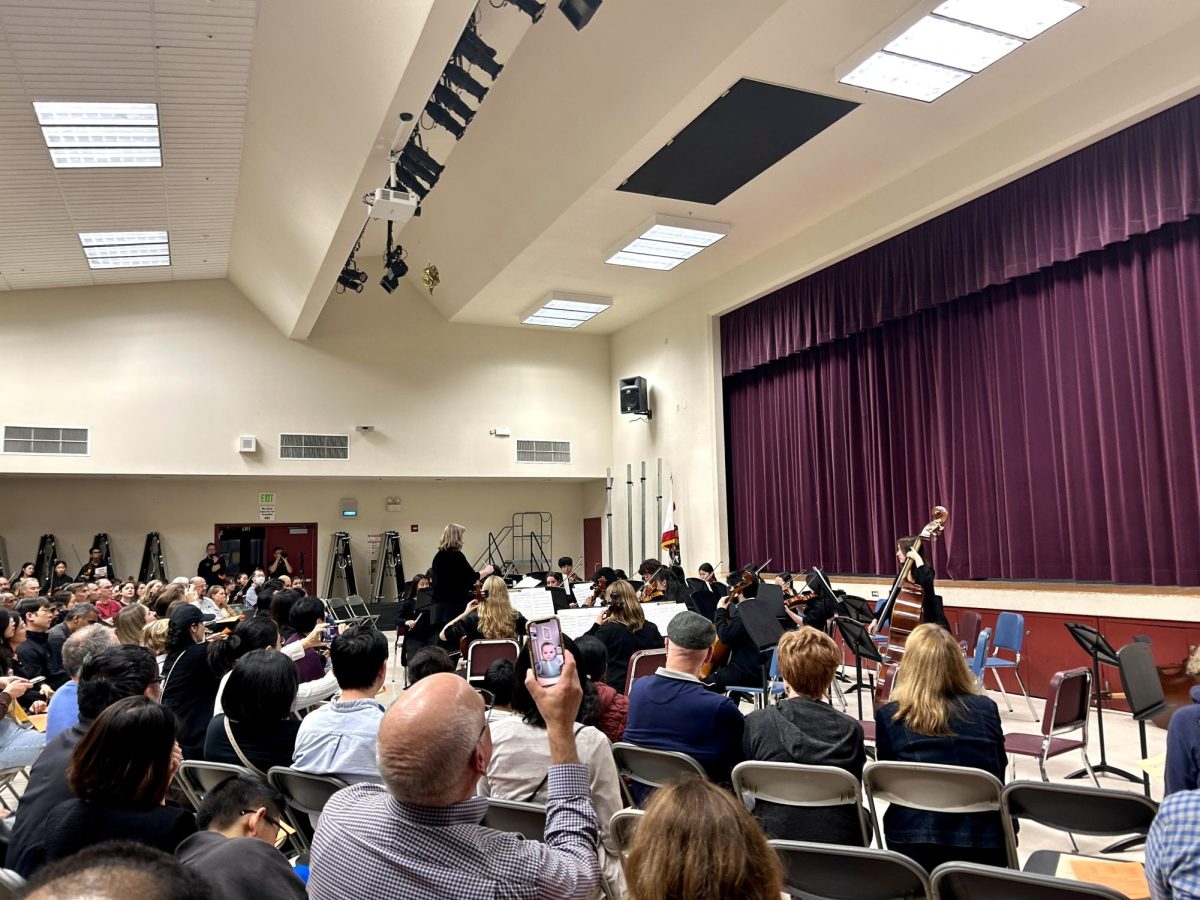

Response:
(424, 99), (466, 140)
(445, 62), (489, 102)
(433, 84), (476, 127)
(559, 0), (602, 30)
(456, 28), (503, 80)
(393, 166), (430, 199)
(402, 142), (444, 178)
(400, 155), (439, 190)
(336, 264), (367, 294)
(380, 249), (409, 295)
(509, 0), (545, 23)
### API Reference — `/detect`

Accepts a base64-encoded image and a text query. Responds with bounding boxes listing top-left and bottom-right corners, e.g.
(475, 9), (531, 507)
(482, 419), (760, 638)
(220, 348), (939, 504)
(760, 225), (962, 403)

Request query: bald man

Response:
(308, 659), (600, 900)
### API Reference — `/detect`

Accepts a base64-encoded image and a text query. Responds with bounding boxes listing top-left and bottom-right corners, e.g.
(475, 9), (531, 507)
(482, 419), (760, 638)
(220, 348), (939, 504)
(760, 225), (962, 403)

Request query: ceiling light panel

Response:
(78, 231), (170, 270)
(79, 230), (168, 246)
(933, 0), (1083, 40)
(34, 101), (162, 168)
(86, 256), (171, 269)
(605, 215), (729, 271)
(83, 244), (170, 259)
(840, 52), (970, 102)
(523, 315), (582, 328)
(886, 16), (1023, 72)
(521, 292), (612, 329)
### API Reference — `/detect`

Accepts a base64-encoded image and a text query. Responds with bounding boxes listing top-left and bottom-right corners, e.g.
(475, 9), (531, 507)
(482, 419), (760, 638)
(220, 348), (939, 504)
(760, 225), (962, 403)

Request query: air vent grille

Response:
(3, 425), (89, 455)
(516, 439), (571, 464)
(280, 433), (349, 460)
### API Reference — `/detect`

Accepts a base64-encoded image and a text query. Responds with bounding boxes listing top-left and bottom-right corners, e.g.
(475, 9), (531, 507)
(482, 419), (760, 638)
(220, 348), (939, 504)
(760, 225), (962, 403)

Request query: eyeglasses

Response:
(474, 688), (495, 712)
(241, 809), (283, 831)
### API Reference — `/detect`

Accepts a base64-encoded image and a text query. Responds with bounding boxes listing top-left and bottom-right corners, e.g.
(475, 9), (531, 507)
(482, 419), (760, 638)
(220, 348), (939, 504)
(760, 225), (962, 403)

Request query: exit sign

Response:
(260, 492), (275, 505)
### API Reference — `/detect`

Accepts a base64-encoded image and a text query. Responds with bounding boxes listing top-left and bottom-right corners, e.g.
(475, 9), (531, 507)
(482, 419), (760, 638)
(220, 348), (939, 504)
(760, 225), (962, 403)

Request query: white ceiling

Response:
(0, 0), (255, 291)
(3, 0), (1200, 339)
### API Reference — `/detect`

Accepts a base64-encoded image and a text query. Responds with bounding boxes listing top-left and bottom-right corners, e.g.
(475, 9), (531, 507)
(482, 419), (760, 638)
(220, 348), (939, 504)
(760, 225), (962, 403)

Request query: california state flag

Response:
(661, 485), (681, 566)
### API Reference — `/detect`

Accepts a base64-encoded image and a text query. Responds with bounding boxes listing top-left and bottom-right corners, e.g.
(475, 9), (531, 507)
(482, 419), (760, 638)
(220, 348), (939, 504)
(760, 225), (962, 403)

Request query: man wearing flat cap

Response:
(622, 611), (744, 783)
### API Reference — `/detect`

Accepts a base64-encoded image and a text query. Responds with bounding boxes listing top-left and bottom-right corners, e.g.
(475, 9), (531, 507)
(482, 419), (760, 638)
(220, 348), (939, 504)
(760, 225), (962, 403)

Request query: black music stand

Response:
(1064, 622), (1140, 783)
(835, 616), (884, 721)
(837, 595), (875, 624)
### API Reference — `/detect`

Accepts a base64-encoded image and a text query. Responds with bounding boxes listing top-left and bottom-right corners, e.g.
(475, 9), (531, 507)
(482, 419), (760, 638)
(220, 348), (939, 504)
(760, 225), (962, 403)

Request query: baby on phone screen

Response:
(536, 641), (562, 678)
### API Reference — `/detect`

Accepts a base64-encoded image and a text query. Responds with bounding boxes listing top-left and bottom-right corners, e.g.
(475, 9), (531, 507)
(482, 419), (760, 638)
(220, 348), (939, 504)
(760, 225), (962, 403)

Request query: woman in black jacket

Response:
(585, 580), (662, 694)
(743, 627), (866, 845)
(429, 524), (494, 630)
(159, 604), (219, 759)
(874, 623), (1008, 871)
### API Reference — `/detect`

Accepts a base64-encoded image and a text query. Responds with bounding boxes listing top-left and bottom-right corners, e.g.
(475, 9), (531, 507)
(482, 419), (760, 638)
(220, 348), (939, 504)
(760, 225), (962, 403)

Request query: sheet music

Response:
(572, 582), (593, 601)
(509, 589), (554, 620)
(514, 575), (540, 589)
(558, 607), (600, 639)
(641, 602), (687, 634)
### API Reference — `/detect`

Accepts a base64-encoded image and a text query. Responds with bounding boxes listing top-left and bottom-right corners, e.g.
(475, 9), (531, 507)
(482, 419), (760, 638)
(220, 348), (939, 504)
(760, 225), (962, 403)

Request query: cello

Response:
(699, 567), (754, 678)
(873, 506), (949, 704)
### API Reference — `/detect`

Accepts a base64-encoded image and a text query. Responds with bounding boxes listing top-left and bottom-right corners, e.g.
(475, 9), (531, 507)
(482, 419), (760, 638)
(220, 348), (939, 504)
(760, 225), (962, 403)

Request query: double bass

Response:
(873, 506), (949, 704)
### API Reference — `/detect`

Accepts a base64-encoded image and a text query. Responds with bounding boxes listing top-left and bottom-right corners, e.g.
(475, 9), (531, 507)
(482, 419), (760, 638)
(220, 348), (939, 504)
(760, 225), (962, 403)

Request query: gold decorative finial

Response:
(421, 263), (440, 295)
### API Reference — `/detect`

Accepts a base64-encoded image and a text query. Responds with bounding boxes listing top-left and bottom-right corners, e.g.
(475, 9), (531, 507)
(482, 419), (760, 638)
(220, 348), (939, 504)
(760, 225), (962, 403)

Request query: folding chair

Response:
(0, 868), (25, 900)
(930, 861), (1126, 900)
(466, 639), (520, 686)
(0, 768), (25, 812)
(175, 760), (256, 809)
(863, 761), (1012, 866)
(967, 627), (992, 686)
(609, 808), (644, 854)
(267, 766), (349, 853)
(625, 648), (666, 696)
(725, 646), (784, 710)
(956, 611), (982, 655)
(1001, 780), (1158, 866)
(481, 798), (547, 841)
(324, 595), (365, 628)
(344, 594), (380, 625)
(611, 742), (707, 807)
(732, 761), (869, 846)
(984, 612), (1038, 720)
(770, 840), (932, 900)
(1004, 668), (1098, 786)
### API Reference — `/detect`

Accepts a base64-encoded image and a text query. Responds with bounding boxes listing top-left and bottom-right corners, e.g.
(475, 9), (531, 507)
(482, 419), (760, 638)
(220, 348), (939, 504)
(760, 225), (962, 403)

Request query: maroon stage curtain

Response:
(725, 216), (1200, 585)
(722, 95), (1200, 378)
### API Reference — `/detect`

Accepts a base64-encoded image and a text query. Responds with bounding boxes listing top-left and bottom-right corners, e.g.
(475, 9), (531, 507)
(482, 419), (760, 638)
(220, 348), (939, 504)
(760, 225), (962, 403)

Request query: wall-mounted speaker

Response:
(619, 376), (652, 418)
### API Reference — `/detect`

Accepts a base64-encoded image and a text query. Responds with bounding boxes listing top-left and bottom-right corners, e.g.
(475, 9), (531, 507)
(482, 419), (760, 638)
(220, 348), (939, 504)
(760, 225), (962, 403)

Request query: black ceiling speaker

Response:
(619, 376), (651, 418)
(559, 0), (601, 31)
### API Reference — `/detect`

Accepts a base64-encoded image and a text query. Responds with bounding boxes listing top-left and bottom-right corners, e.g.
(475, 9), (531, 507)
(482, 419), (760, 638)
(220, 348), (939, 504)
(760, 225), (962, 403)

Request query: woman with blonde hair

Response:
(743, 626), (866, 844)
(439, 575), (526, 648)
(585, 579), (663, 693)
(114, 603), (152, 646)
(429, 523), (494, 631)
(141, 618), (170, 672)
(874, 622), (1007, 871)
(624, 775), (783, 900)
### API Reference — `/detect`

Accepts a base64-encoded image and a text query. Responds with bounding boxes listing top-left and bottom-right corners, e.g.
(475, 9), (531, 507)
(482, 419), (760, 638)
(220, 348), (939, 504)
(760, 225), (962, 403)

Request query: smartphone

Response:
(526, 615), (564, 686)
(322, 624), (338, 642)
(28, 676), (46, 685)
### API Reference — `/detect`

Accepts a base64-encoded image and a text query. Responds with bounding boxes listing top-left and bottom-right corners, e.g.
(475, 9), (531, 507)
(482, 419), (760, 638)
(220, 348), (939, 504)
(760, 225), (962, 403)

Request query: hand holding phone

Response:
(527, 616), (565, 686)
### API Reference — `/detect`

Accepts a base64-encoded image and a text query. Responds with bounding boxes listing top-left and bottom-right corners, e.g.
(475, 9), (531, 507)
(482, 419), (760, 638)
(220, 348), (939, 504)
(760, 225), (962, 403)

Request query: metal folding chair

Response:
(482, 798), (547, 841)
(930, 861), (1126, 899)
(466, 639), (520, 686)
(732, 761), (869, 846)
(624, 648), (666, 696)
(771, 840), (932, 899)
(267, 766), (349, 853)
(1004, 668), (1098, 786)
(984, 612), (1038, 720)
(611, 742), (707, 807)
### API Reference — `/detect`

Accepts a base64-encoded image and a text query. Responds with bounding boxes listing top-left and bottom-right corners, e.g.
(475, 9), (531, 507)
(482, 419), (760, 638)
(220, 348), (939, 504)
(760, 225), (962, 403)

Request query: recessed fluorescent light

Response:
(605, 214), (729, 271)
(933, 0), (1083, 40)
(33, 101), (162, 168)
(521, 292), (611, 329)
(886, 16), (1022, 73)
(840, 52), (970, 102)
(78, 230), (170, 269)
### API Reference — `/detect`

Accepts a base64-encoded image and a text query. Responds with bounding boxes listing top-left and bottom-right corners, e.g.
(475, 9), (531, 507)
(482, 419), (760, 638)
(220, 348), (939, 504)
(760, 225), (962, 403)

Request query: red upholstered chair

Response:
(1004, 667), (1098, 785)
(625, 648), (667, 695)
(466, 639), (520, 686)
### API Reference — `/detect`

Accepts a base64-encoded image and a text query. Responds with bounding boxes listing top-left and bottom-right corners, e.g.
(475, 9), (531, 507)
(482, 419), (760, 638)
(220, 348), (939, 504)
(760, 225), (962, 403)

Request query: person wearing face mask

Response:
(243, 569), (267, 611)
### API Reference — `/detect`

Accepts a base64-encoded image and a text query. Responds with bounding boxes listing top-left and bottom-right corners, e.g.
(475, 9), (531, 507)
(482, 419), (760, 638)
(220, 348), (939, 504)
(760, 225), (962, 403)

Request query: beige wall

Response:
(0, 476), (594, 589)
(0, 276), (611, 479)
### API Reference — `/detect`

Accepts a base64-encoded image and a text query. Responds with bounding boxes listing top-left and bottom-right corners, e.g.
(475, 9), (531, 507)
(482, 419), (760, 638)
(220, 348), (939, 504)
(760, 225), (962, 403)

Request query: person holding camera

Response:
(267, 547), (293, 580)
(197, 543), (228, 588)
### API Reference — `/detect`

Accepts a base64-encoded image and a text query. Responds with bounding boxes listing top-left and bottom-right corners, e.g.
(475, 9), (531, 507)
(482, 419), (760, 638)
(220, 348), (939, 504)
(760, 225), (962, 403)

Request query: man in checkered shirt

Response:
(308, 653), (600, 900)
(1147, 788), (1200, 899)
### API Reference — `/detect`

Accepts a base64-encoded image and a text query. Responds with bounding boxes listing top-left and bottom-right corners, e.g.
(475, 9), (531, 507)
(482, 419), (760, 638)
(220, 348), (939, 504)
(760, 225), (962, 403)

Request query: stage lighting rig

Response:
(337, 262), (367, 294)
(380, 245), (409, 295)
(393, 166), (430, 200)
(433, 83), (476, 127)
(445, 62), (488, 102)
(424, 98), (466, 140)
(402, 141), (444, 179)
(455, 27), (503, 80)
(509, 0), (545, 23)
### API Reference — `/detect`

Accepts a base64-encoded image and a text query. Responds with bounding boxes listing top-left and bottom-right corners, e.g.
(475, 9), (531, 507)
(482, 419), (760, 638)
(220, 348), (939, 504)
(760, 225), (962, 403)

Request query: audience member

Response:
(308, 660), (600, 900)
(0, 671), (43, 768)
(1146, 786), (1200, 899)
(143, 618), (170, 670)
(15, 576), (41, 599)
(41, 696), (195, 863)
(176, 774), (306, 900)
(267, 546), (294, 580)
(153, 582), (187, 619)
(206, 584), (233, 618)
(293, 624), (387, 783)
(241, 567), (267, 610)
(15, 596), (69, 689)
(209, 615), (334, 715)
(481, 635), (624, 895)
(482, 658), (516, 715)
(205, 648), (300, 775)
(575, 635), (628, 743)
(45, 623), (117, 740)
(115, 602), (151, 645)
(624, 611), (744, 784)
(190, 576), (223, 618)
(269, 589), (302, 641)
(160, 604), (220, 759)
(45, 559), (72, 593)
(0, 591), (14, 610)
(24, 841), (213, 900)
(623, 775), (783, 900)
(197, 542), (228, 587)
(76, 547), (105, 581)
(1165, 684), (1200, 795)
(8, 644), (162, 876)
(742, 626), (866, 844)
(874, 623), (1007, 870)
(585, 580), (664, 693)
(440, 575), (527, 649)
(117, 580), (137, 606)
(407, 645), (455, 685)
(0, 608), (48, 714)
(285, 595), (328, 682)
(47, 601), (99, 671)
(95, 579), (123, 620)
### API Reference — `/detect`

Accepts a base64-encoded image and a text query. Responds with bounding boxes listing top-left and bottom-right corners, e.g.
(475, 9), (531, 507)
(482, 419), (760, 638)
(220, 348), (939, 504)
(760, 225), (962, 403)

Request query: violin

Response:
(874, 506), (949, 704)
(586, 575), (609, 608)
(640, 582), (664, 603)
(700, 568), (754, 678)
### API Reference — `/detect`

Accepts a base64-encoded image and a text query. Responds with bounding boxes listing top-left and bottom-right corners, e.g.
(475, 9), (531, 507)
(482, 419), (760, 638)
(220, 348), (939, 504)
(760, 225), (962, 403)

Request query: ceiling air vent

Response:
(280, 433), (349, 460)
(3, 425), (89, 455)
(517, 439), (571, 464)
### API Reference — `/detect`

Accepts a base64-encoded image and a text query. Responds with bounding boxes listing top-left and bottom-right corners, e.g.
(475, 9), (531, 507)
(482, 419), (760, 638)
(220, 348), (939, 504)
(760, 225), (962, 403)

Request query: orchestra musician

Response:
(429, 524), (495, 629)
(698, 563), (728, 599)
(781, 574), (837, 634)
(706, 571), (766, 692)
(557, 556), (582, 585)
(868, 539), (950, 634)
